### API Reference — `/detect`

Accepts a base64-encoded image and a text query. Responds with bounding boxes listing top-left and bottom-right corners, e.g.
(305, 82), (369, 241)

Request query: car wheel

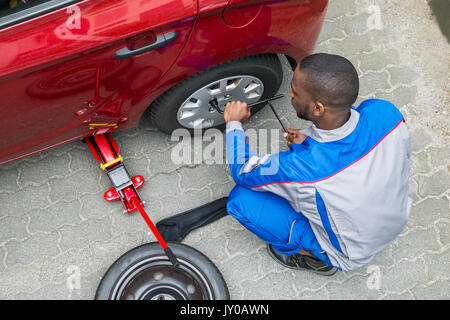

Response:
(95, 242), (229, 300)
(149, 54), (283, 133)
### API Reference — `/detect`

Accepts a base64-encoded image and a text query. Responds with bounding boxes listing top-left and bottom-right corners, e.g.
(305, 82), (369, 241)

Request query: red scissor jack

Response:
(85, 133), (179, 267)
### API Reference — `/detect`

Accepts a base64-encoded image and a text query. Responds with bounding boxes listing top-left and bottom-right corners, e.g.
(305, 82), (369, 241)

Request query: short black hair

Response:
(299, 53), (359, 109)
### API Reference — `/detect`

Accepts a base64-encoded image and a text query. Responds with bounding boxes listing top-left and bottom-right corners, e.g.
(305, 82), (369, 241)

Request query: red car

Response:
(0, 0), (328, 165)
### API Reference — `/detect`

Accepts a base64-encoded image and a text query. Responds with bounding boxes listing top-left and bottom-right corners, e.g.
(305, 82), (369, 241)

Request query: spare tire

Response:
(95, 242), (229, 300)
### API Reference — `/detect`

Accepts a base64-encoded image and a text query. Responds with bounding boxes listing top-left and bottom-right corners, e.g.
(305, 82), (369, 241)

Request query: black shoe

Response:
(267, 244), (337, 276)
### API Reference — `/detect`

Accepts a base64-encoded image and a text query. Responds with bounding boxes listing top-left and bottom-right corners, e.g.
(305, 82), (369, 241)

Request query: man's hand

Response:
(223, 100), (251, 123)
(283, 128), (307, 146)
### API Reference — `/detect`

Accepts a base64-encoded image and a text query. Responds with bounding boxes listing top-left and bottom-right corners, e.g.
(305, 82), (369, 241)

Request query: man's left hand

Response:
(284, 128), (307, 146)
(223, 100), (251, 123)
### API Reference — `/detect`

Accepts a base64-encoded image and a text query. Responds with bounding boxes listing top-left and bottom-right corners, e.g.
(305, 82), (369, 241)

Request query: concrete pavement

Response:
(0, 0), (448, 299)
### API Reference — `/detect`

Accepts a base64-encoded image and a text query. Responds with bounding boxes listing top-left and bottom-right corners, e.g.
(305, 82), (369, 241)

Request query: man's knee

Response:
(227, 184), (268, 223)
(226, 185), (249, 220)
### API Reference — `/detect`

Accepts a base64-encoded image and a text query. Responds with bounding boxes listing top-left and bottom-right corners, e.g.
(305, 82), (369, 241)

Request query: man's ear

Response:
(313, 102), (325, 116)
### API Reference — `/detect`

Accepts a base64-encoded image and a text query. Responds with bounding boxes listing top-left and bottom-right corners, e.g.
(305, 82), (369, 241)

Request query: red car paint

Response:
(0, 0), (328, 165)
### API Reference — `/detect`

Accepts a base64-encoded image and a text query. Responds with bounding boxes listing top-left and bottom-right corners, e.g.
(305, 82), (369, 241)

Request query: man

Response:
(224, 53), (412, 274)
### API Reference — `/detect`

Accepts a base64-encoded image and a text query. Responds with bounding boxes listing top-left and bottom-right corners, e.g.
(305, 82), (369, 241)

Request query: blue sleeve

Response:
(225, 122), (296, 188)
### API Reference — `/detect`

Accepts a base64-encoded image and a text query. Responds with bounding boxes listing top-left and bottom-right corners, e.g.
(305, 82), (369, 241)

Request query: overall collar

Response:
(301, 108), (360, 143)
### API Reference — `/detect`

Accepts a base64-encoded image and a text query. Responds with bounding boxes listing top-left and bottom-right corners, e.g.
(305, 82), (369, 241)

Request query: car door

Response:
(0, 0), (197, 164)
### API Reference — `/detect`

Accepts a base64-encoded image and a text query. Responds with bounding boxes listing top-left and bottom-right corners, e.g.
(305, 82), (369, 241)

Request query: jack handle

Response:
(130, 195), (180, 268)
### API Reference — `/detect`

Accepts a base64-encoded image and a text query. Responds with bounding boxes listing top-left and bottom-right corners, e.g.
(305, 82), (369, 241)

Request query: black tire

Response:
(95, 242), (229, 300)
(149, 54), (283, 134)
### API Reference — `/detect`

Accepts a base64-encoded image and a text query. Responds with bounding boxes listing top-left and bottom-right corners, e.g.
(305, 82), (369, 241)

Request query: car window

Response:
(0, 0), (51, 18)
(0, 0), (81, 29)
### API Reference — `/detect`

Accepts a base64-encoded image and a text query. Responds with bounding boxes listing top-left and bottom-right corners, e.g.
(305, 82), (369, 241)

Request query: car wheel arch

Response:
(140, 53), (283, 119)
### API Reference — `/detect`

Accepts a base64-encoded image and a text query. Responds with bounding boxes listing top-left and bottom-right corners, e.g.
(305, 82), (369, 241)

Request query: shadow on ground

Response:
(428, 0), (450, 42)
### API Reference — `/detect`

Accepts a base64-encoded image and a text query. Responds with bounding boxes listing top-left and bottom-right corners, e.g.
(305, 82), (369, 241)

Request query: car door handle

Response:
(114, 31), (178, 59)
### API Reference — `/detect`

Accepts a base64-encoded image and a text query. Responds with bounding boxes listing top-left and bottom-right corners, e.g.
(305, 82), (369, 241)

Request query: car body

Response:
(0, 0), (328, 165)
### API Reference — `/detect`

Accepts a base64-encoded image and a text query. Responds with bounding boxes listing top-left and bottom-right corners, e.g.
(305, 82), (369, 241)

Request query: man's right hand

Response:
(223, 100), (251, 123)
(283, 128), (307, 146)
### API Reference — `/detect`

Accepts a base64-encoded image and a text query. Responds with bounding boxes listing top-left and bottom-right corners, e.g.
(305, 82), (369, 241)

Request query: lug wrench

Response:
(210, 94), (287, 130)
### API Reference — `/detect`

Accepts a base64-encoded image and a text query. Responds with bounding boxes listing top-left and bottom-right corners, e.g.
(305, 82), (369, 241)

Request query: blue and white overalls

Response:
(226, 99), (412, 272)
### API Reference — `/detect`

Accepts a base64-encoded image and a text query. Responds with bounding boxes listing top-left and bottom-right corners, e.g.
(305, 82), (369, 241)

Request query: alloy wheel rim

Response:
(176, 75), (264, 129)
